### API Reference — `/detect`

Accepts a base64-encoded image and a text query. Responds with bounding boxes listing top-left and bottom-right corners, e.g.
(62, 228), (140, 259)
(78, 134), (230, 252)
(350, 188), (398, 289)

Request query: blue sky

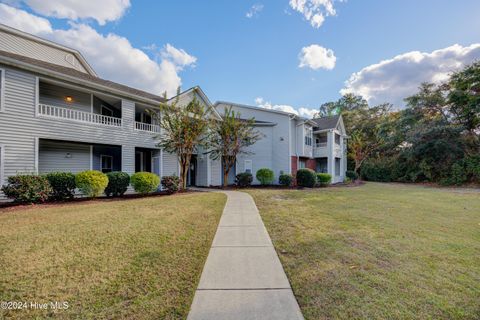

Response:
(1, 0), (480, 116)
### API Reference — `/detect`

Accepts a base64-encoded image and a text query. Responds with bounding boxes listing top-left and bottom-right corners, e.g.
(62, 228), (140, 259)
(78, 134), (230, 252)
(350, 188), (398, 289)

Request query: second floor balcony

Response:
(36, 80), (160, 133)
(134, 104), (161, 133)
(38, 103), (122, 127)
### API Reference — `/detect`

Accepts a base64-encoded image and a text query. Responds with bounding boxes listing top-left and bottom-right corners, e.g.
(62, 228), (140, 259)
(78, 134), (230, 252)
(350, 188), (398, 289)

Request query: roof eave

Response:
(0, 55), (164, 106)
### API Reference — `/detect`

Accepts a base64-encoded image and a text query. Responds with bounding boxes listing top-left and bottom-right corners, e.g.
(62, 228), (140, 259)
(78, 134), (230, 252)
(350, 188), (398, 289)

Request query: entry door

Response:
(135, 151), (143, 172)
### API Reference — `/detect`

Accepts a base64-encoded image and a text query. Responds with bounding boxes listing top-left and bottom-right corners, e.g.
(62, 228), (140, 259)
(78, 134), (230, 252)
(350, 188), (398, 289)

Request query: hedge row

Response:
(1, 171), (179, 204)
(233, 169), (332, 188)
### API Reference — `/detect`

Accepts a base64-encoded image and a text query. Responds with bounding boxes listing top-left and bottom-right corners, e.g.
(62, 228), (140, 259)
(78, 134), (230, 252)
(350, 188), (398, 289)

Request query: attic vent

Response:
(65, 54), (78, 68)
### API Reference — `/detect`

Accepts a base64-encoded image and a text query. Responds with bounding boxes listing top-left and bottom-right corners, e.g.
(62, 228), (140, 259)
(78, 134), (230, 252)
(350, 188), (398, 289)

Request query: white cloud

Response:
(299, 44), (336, 70)
(17, 0), (131, 25)
(341, 44), (480, 107)
(0, 4), (196, 97)
(246, 3), (264, 18)
(0, 3), (52, 33)
(289, 0), (342, 28)
(255, 97), (317, 118)
(161, 43), (197, 69)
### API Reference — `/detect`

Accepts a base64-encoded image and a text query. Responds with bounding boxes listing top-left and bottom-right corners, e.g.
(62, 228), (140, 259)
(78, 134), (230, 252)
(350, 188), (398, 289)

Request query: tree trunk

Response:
(222, 158), (229, 188)
(179, 155), (191, 190)
(222, 156), (235, 188)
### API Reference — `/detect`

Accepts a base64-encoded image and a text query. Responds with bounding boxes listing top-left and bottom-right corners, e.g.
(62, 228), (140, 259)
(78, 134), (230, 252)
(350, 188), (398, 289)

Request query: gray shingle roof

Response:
(0, 50), (166, 103)
(311, 115), (340, 130)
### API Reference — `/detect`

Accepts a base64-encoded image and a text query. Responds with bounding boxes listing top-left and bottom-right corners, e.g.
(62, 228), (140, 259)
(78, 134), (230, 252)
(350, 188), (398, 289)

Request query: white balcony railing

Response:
(134, 121), (161, 133)
(38, 104), (122, 127)
(315, 142), (327, 148)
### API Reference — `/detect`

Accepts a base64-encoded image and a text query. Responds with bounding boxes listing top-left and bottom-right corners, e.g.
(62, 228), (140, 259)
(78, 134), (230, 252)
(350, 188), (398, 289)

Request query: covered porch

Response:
(38, 139), (122, 174)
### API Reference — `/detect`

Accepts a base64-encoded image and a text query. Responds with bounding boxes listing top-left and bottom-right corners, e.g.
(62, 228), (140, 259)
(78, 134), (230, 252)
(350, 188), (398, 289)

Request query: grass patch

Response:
(0, 193), (226, 319)
(247, 183), (480, 320)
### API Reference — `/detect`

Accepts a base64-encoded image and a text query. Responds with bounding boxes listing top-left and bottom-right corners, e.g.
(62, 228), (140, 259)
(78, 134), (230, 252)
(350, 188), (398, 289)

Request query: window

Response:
(335, 133), (341, 145)
(244, 160), (252, 174)
(304, 128), (312, 146)
(317, 158), (328, 173)
(101, 155), (113, 173)
(299, 159), (306, 169)
(0, 68), (4, 112)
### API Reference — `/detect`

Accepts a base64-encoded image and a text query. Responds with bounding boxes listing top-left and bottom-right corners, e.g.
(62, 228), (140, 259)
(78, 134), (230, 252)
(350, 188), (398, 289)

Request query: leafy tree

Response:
(447, 61), (480, 135)
(208, 106), (262, 187)
(349, 129), (383, 174)
(152, 89), (212, 190)
(404, 82), (449, 124)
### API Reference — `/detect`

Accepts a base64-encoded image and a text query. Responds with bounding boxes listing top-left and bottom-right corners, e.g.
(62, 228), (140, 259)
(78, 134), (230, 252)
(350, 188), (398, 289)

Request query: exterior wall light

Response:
(65, 96), (73, 103)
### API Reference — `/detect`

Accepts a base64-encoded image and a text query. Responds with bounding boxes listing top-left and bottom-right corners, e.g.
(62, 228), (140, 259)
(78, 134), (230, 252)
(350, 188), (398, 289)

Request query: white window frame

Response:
(0, 145), (5, 185)
(100, 155), (113, 173)
(0, 68), (5, 112)
(244, 160), (252, 174)
(304, 128), (312, 146)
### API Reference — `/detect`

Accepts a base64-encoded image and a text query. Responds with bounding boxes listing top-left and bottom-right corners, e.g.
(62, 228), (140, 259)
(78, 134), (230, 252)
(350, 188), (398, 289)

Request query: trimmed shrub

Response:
(316, 173), (332, 187)
(235, 172), (253, 187)
(131, 172), (160, 194)
(279, 173), (293, 186)
(346, 170), (358, 181)
(1, 174), (52, 203)
(296, 168), (316, 188)
(256, 168), (274, 185)
(75, 170), (108, 198)
(161, 175), (180, 194)
(45, 172), (76, 201)
(105, 172), (130, 197)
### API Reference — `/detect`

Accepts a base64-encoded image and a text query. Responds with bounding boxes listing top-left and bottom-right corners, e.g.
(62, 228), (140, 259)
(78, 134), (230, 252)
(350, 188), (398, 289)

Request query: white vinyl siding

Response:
(244, 160), (252, 174)
(162, 152), (179, 176)
(0, 29), (89, 74)
(0, 145), (4, 185)
(210, 158), (222, 186)
(0, 68), (4, 112)
(335, 157), (341, 176)
(39, 140), (90, 174)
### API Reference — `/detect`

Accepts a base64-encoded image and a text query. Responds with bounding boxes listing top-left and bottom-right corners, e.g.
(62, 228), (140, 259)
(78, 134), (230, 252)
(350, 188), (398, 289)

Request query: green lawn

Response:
(247, 183), (480, 320)
(0, 193), (226, 320)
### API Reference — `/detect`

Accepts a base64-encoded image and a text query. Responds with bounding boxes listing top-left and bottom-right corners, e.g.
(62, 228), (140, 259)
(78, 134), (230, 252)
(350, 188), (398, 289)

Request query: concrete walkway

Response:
(187, 190), (304, 320)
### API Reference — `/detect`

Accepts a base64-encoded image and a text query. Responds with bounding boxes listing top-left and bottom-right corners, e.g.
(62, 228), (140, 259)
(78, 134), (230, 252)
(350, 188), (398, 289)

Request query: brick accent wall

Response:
(291, 156), (298, 174)
(306, 158), (316, 171)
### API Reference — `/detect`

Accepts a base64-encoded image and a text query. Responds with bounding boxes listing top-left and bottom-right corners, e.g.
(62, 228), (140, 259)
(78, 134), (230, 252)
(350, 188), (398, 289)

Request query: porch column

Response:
(327, 130), (335, 178)
(339, 135), (345, 182)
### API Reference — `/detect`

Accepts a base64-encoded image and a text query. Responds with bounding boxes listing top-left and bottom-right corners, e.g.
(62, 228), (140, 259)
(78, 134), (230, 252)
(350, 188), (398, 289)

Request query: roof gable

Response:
(169, 86), (222, 120)
(311, 115), (340, 130)
(0, 23), (97, 76)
